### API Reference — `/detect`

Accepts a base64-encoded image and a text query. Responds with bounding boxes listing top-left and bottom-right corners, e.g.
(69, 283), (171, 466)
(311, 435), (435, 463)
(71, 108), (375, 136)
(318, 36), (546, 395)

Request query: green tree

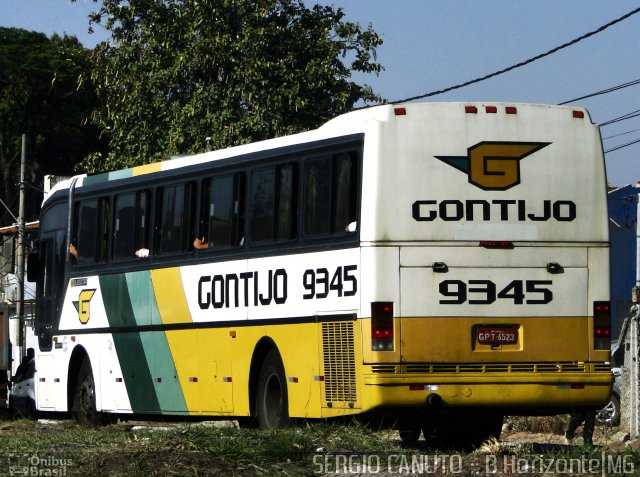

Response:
(83, 0), (383, 172)
(0, 28), (104, 224)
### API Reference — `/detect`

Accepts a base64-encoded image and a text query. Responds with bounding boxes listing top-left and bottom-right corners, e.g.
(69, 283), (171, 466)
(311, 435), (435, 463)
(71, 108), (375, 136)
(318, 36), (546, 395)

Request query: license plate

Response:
(476, 326), (518, 344)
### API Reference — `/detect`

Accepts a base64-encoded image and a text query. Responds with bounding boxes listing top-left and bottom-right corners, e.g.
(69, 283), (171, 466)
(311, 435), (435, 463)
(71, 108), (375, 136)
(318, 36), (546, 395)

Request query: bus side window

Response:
(155, 182), (196, 255)
(200, 173), (246, 249)
(304, 158), (331, 235)
(304, 152), (358, 236)
(333, 153), (358, 233)
(73, 197), (110, 264)
(113, 190), (150, 260)
(196, 179), (211, 249)
(249, 164), (297, 244)
(135, 190), (151, 255)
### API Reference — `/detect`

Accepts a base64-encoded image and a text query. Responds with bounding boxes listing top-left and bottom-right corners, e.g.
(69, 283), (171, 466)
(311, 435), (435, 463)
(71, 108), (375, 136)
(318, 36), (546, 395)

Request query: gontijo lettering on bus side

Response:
(197, 265), (358, 309)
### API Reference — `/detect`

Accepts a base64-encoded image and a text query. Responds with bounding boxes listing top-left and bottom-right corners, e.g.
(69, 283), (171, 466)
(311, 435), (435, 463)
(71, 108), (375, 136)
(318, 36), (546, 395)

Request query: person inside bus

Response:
(193, 236), (209, 249)
(69, 241), (78, 263)
(135, 248), (150, 258)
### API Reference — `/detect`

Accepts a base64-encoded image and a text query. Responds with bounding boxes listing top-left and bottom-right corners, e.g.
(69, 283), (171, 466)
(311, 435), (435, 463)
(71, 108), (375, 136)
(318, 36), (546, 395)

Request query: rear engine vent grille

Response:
(322, 322), (357, 404)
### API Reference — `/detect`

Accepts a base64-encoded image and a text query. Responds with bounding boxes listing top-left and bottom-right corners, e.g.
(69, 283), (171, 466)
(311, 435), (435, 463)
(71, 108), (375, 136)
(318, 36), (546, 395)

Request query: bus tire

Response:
(255, 350), (289, 429)
(435, 412), (502, 450)
(72, 358), (107, 426)
(398, 429), (421, 442)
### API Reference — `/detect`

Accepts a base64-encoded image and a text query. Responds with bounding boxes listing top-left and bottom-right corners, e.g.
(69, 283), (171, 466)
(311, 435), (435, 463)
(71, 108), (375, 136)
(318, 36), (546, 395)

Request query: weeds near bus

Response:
(507, 415), (567, 435)
(0, 417), (638, 476)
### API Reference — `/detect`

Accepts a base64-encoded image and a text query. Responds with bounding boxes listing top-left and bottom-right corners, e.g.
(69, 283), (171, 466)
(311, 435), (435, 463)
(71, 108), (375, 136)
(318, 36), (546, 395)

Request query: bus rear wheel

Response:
(255, 350), (289, 429)
(435, 412), (503, 450)
(72, 358), (107, 426)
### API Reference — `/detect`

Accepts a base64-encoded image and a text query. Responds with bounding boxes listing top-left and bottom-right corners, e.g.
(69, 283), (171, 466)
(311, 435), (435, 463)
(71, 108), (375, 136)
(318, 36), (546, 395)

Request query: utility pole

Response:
(15, 134), (26, 357)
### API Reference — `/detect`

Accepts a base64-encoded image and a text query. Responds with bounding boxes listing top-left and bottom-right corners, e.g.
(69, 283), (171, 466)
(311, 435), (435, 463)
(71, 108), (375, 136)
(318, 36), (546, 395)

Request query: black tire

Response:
(596, 393), (621, 427)
(72, 358), (107, 426)
(399, 429), (421, 442)
(398, 414), (432, 443)
(435, 412), (503, 450)
(255, 350), (289, 429)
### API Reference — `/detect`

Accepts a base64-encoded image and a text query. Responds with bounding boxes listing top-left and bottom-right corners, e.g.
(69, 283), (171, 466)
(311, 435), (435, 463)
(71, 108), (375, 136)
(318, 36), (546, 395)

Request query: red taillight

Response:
(465, 106), (478, 114)
(371, 302), (394, 351)
(485, 106), (497, 113)
(573, 110), (585, 119)
(394, 107), (407, 116)
(593, 301), (611, 350)
(479, 240), (513, 249)
(505, 106), (517, 114)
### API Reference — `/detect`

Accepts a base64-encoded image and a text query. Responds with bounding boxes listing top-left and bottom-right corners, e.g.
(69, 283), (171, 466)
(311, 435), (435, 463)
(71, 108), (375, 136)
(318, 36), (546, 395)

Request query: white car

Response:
(9, 358), (36, 417)
(596, 368), (621, 427)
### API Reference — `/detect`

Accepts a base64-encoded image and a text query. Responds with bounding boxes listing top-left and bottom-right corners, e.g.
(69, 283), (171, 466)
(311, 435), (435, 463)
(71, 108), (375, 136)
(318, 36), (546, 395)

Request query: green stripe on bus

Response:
(100, 274), (160, 413)
(83, 169), (133, 187)
(125, 272), (188, 413)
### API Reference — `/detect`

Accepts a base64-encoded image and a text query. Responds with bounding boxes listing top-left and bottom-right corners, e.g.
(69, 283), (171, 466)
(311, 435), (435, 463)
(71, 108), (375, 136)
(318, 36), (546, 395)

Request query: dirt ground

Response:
(502, 427), (633, 449)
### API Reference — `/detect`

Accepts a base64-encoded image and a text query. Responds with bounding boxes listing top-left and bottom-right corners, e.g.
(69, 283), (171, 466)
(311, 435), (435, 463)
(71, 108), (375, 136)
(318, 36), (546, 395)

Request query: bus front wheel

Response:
(72, 358), (107, 426)
(255, 350), (290, 429)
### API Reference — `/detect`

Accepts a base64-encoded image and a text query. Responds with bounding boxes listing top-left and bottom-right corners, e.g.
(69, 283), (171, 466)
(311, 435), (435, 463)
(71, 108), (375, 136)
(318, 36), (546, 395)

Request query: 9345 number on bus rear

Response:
(439, 279), (552, 305)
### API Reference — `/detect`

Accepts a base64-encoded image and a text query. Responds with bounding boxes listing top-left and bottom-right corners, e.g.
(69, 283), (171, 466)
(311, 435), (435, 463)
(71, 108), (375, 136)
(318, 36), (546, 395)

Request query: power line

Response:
(559, 78), (640, 105)
(604, 137), (640, 154)
(0, 196), (18, 223)
(602, 127), (640, 141)
(381, 5), (640, 106)
(600, 109), (640, 127)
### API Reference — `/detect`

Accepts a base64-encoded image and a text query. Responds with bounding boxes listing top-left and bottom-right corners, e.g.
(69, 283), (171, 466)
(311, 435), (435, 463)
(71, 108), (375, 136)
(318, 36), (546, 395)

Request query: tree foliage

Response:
(84, 0), (384, 172)
(0, 27), (104, 224)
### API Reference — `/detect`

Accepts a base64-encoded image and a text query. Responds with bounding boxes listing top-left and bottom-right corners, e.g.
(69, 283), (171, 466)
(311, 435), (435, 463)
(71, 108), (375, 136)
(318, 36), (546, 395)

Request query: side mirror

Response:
(26, 250), (40, 283)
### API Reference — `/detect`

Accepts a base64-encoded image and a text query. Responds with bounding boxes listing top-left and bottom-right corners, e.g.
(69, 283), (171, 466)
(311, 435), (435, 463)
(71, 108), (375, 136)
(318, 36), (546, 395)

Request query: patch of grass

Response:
(0, 417), (639, 476)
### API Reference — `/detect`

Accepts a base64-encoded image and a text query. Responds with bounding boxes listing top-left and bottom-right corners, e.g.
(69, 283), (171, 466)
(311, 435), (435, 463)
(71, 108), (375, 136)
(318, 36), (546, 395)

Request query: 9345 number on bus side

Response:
(303, 265), (358, 299)
(439, 279), (553, 305)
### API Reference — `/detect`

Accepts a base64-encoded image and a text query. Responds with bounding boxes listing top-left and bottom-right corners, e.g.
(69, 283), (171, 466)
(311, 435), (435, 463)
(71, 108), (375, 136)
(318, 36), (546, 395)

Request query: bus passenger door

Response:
(35, 233), (66, 352)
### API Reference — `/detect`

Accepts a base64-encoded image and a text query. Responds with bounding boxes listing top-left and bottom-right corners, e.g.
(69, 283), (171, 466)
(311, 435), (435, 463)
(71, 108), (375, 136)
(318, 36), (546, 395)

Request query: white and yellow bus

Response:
(27, 102), (612, 446)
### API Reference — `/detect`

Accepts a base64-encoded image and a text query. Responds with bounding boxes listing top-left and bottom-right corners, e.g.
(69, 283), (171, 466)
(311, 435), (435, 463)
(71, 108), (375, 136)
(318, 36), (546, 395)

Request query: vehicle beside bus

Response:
(27, 102), (612, 447)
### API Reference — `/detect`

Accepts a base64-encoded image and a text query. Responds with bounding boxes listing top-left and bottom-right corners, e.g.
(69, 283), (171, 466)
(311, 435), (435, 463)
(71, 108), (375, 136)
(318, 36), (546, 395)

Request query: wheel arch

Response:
(66, 345), (89, 413)
(248, 337), (284, 418)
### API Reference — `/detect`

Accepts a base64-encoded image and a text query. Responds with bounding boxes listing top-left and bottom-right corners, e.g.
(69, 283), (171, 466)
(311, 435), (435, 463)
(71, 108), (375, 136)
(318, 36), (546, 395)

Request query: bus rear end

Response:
(356, 103), (611, 443)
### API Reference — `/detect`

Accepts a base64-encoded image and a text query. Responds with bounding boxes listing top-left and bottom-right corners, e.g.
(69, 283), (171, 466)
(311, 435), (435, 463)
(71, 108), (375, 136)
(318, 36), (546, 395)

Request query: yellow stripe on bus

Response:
(151, 268), (192, 324)
(132, 162), (162, 176)
(151, 267), (201, 413)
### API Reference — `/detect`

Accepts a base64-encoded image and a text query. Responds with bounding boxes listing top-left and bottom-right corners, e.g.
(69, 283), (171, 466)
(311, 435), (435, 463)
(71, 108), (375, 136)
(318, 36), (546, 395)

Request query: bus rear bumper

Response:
(361, 373), (613, 412)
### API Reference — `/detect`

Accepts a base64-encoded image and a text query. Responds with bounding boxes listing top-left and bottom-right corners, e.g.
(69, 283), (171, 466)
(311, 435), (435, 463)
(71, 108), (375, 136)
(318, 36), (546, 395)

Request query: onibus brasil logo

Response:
(436, 141), (550, 191)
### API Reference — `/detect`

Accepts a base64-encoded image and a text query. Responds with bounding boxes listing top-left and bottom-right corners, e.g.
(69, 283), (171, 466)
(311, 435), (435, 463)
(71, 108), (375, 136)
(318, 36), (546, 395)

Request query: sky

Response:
(2, 0), (640, 187)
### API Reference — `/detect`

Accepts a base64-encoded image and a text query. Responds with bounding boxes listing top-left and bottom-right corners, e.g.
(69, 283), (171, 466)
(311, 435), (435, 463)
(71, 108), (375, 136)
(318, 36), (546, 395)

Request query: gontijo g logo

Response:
(436, 141), (550, 191)
(73, 289), (96, 325)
